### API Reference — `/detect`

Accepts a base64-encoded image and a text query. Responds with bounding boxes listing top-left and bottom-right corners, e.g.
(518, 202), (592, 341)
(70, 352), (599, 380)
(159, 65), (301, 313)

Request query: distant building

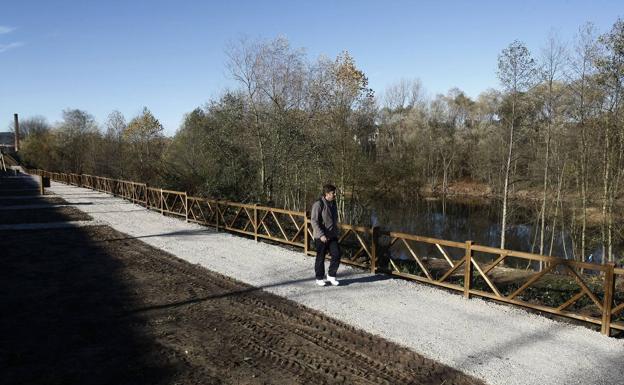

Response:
(0, 132), (16, 152)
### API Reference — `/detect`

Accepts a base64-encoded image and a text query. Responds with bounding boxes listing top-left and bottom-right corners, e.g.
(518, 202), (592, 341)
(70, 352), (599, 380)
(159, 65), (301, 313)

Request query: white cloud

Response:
(0, 25), (15, 34)
(0, 42), (24, 53)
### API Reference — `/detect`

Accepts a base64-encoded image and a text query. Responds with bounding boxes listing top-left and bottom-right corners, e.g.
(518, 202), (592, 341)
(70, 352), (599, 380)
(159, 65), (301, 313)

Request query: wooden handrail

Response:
(386, 231), (466, 249)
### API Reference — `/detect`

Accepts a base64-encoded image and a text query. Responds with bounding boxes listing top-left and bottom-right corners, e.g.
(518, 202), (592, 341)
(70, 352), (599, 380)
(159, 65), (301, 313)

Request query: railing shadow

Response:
(122, 270), (391, 316)
(87, 228), (216, 243)
(83, 209), (146, 214)
(338, 274), (393, 286)
(122, 275), (318, 315)
(451, 322), (558, 372)
(450, 319), (624, 384)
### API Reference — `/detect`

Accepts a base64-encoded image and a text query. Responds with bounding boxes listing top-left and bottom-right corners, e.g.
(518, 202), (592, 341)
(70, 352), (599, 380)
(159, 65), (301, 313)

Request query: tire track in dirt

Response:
(1, 187), (483, 385)
(124, 236), (483, 385)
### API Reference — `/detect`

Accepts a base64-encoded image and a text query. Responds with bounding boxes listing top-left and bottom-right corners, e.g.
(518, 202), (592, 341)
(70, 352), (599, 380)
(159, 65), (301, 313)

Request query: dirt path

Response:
(0, 183), (484, 385)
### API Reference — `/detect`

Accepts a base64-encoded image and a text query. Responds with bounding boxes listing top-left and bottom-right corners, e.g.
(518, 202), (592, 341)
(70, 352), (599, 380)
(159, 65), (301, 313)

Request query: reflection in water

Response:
(364, 197), (620, 263)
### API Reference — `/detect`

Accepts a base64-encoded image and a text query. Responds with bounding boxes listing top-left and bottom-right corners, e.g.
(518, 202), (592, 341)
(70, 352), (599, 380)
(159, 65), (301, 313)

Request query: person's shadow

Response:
(337, 274), (393, 286)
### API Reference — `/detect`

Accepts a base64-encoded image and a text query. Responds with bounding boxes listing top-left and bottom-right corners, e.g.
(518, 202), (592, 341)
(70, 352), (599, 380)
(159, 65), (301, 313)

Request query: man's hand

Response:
(320, 235), (328, 243)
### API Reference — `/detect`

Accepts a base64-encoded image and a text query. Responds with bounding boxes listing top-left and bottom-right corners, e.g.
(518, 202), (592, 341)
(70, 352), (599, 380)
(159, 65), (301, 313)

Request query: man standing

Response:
(310, 184), (341, 286)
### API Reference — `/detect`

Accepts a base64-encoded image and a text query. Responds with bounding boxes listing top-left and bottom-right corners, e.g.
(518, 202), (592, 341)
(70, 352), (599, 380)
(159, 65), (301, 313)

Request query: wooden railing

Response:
(116, 180), (147, 205)
(161, 189), (187, 218)
(381, 231), (622, 336)
(304, 223), (373, 269)
(186, 196), (218, 225)
(146, 187), (162, 210)
(26, 168), (624, 337)
(257, 205), (306, 247)
(218, 201), (257, 237)
(68, 173), (82, 186)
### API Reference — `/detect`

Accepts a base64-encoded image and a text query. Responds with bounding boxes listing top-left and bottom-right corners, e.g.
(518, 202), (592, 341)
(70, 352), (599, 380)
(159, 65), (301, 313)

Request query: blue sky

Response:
(1, 0), (621, 135)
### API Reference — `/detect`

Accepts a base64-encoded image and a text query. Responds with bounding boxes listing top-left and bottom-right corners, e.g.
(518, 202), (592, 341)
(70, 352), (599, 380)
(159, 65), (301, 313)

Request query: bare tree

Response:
(497, 40), (536, 249)
(383, 78), (425, 111)
(56, 109), (99, 173)
(596, 18), (624, 262)
(226, 36), (309, 203)
(104, 110), (127, 177)
(537, 32), (567, 264)
(8, 115), (51, 138)
(310, 51), (375, 220)
(568, 23), (599, 263)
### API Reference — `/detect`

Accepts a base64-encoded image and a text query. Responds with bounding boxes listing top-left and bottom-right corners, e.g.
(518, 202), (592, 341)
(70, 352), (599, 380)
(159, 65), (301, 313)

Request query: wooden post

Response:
(464, 240), (473, 299)
(254, 204), (259, 242)
(215, 201), (220, 231)
(371, 226), (380, 274)
(144, 184), (149, 207)
(185, 193), (189, 222)
(160, 188), (164, 215)
(303, 211), (309, 255)
(39, 175), (44, 195)
(601, 263), (616, 336)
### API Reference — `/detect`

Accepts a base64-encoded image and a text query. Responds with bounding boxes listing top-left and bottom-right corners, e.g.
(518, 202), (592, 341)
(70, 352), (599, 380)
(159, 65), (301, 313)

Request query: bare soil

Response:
(0, 224), (484, 385)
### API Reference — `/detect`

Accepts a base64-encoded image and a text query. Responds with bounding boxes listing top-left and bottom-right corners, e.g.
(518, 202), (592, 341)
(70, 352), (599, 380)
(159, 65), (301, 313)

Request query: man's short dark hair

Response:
(322, 184), (336, 195)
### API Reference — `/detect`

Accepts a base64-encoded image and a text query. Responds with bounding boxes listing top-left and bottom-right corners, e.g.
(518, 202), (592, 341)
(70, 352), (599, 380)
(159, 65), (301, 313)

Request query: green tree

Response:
(56, 109), (99, 173)
(123, 107), (165, 183)
(164, 95), (256, 200)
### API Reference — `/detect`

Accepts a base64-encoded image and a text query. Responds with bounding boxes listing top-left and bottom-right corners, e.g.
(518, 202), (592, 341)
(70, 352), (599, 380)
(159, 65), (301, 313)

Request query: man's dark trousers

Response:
(314, 237), (341, 280)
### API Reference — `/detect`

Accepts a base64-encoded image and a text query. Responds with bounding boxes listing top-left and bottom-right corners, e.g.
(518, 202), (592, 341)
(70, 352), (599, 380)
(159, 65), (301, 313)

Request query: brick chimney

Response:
(14, 113), (19, 152)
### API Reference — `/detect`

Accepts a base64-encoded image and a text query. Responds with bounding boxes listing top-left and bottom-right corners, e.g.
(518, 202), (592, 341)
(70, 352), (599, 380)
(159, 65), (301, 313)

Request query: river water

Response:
(363, 196), (622, 264)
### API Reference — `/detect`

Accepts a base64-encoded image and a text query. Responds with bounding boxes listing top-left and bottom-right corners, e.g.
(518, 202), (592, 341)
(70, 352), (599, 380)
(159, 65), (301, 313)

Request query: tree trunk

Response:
(539, 120), (551, 266)
(580, 125), (588, 264)
(549, 158), (566, 257)
(601, 120), (610, 262)
(501, 98), (516, 250)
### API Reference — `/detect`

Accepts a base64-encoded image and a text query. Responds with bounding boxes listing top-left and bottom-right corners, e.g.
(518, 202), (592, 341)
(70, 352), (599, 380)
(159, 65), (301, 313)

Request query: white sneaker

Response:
(315, 279), (326, 286)
(326, 276), (339, 286)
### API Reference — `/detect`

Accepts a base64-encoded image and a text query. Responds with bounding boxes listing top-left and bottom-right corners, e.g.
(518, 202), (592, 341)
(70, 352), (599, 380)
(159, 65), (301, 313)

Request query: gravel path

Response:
(44, 179), (624, 385)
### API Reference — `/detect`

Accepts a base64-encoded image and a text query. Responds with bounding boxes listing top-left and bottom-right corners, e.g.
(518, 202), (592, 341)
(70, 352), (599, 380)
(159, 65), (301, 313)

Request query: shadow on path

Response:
(338, 274), (393, 286)
(123, 269), (393, 315)
(0, 178), (180, 385)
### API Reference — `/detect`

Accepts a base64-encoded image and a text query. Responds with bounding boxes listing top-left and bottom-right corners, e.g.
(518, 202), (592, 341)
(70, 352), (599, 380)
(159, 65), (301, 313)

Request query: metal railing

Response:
(26, 168), (624, 337)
